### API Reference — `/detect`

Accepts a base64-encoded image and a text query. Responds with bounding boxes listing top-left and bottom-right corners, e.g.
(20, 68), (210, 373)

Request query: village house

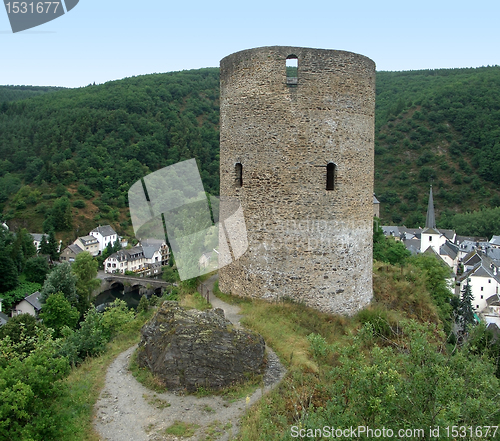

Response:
(457, 250), (500, 313)
(90, 225), (118, 253)
(60, 243), (84, 262)
(11, 291), (42, 318)
(30, 233), (45, 251)
(104, 246), (145, 274)
(73, 235), (100, 256)
(104, 239), (169, 276)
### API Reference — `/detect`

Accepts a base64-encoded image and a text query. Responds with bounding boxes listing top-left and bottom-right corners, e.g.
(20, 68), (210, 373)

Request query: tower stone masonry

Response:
(219, 46), (375, 315)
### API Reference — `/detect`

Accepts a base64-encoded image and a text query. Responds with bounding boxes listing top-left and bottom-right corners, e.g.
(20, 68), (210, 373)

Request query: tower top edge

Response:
(220, 46), (375, 69)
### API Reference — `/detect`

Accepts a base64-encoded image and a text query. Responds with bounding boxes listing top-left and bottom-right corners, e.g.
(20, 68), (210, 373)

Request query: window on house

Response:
(429, 236), (432, 242)
(476, 305), (479, 309)
(481, 286), (484, 291)
(286, 56), (298, 85)
(489, 279), (491, 283)
(326, 163), (335, 191)
(481, 295), (484, 299)
(235, 163), (243, 187)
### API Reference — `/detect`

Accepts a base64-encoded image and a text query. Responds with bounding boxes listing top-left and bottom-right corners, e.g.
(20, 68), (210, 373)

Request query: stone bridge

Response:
(98, 275), (173, 297)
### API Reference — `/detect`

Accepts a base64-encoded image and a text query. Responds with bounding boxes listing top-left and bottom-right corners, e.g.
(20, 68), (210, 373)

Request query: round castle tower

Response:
(219, 46), (375, 315)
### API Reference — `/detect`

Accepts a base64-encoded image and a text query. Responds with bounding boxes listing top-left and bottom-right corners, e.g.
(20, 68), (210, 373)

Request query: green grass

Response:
(193, 370), (263, 402)
(164, 421), (200, 437)
(142, 393), (170, 409)
(203, 420), (233, 441)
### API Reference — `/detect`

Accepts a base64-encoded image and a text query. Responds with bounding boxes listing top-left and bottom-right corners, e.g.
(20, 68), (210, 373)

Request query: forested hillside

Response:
(1, 65), (500, 240)
(0, 85), (64, 103)
(375, 66), (500, 226)
(0, 69), (220, 241)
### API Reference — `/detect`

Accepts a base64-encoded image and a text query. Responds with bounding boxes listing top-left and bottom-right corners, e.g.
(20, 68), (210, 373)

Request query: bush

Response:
(137, 295), (149, 313)
(72, 199), (86, 209)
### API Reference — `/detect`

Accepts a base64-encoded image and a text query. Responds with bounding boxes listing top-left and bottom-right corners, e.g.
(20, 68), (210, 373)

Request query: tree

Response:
(38, 234), (50, 254)
(10, 228), (37, 272)
(0, 313), (42, 355)
(46, 230), (60, 260)
(373, 219), (410, 265)
(40, 262), (77, 305)
(137, 295), (149, 313)
(51, 196), (73, 231)
(0, 326), (70, 439)
(0, 253), (18, 292)
(24, 256), (50, 284)
(72, 252), (100, 310)
(39, 292), (79, 338)
(458, 280), (476, 335)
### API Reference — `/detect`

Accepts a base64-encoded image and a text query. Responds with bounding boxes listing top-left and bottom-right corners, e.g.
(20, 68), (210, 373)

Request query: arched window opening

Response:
(235, 163), (243, 187)
(326, 163), (335, 190)
(286, 55), (298, 85)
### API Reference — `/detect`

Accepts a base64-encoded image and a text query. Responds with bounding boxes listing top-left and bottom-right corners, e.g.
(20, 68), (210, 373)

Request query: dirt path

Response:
(94, 276), (286, 441)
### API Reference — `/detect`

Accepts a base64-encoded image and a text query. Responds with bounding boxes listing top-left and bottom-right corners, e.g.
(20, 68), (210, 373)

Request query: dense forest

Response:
(1, 65), (500, 240)
(0, 85), (64, 103)
(375, 66), (500, 227)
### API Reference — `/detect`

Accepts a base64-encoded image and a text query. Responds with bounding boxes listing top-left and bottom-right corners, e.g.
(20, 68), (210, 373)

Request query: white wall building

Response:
(457, 255), (500, 313)
(90, 225), (118, 253)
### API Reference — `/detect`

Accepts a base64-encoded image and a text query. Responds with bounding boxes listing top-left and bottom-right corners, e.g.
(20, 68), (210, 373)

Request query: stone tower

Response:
(218, 46), (375, 315)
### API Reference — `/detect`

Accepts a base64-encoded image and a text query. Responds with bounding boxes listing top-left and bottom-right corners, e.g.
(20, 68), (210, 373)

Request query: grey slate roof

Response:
(373, 195), (380, 204)
(403, 239), (421, 255)
(24, 291), (42, 312)
(30, 233), (45, 242)
(486, 294), (500, 307)
(422, 227), (440, 235)
(381, 226), (400, 237)
(109, 246), (144, 262)
(458, 253), (500, 284)
(399, 227), (421, 240)
(440, 241), (459, 260)
(0, 312), (8, 326)
(456, 236), (489, 245)
(91, 225), (117, 237)
(490, 235), (500, 246)
(141, 239), (164, 259)
(67, 244), (83, 255)
(425, 185), (437, 230)
(78, 235), (99, 245)
(441, 229), (456, 241)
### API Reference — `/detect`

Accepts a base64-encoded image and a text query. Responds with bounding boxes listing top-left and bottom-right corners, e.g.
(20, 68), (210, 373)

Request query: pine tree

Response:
(459, 280), (476, 334)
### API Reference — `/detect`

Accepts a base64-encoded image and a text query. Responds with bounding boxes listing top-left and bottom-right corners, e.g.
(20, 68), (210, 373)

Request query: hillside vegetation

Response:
(375, 66), (500, 226)
(0, 85), (65, 103)
(1, 66), (500, 239)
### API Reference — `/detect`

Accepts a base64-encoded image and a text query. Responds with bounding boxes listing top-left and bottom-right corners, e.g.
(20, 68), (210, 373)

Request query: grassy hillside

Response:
(1, 65), (500, 241)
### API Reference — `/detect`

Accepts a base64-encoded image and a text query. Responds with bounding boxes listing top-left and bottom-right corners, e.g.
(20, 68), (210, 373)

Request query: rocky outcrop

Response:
(136, 302), (265, 392)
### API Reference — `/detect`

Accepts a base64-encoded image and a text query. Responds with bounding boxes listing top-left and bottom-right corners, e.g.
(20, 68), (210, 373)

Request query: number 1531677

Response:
(5, 2), (60, 13)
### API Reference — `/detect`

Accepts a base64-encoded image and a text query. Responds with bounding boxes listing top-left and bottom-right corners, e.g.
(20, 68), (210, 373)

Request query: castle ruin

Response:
(218, 46), (375, 315)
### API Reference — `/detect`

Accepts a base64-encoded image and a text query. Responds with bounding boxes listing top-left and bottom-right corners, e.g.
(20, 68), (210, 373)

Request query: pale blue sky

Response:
(1, 0), (499, 87)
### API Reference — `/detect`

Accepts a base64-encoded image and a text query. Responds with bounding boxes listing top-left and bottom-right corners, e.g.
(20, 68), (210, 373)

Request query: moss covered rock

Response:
(137, 301), (265, 392)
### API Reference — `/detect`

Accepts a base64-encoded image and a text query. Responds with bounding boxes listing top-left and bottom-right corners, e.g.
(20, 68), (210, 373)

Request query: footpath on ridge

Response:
(93, 274), (286, 441)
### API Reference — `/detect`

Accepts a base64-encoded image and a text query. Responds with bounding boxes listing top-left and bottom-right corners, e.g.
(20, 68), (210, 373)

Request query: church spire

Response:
(425, 185), (436, 229)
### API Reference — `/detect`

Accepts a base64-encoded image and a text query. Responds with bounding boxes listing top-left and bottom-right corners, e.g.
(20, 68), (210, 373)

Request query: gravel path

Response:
(93, 276), (286, 441)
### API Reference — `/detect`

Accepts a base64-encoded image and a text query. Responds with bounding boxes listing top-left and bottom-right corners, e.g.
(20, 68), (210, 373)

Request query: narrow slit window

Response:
(286, 56), (298, 85)
(326, 163), (335, 190)
(235, 163), (243, 187)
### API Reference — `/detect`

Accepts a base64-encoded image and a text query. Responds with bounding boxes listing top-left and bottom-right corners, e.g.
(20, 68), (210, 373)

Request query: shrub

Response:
(72, 199), (86, 209)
